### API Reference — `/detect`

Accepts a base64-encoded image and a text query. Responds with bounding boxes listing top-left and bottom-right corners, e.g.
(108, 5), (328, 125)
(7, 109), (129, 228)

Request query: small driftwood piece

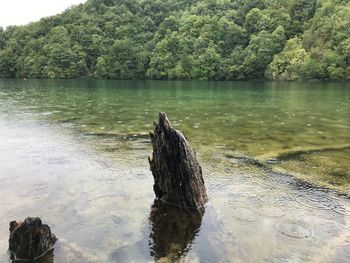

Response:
(9, 217), (57, 262)
(149, 112), (208, 210)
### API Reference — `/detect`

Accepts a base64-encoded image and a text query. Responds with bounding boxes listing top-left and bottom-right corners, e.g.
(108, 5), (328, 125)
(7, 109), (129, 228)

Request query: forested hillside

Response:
(0, 0), (349, 80)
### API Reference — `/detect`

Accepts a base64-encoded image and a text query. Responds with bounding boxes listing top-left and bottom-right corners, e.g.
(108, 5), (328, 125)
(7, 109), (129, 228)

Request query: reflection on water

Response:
(149, 200), (204, 261)
(0, 80), (350, 262)
(108, 200), (204, 263)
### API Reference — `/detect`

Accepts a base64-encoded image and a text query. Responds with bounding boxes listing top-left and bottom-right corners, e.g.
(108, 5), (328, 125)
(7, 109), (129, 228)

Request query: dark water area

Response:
(0, 79), (350, 262)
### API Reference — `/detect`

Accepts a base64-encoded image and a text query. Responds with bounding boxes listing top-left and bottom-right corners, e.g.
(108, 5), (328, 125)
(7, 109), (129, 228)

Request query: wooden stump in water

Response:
(149, 112), (208, 210)
(9, 217), (57, 262)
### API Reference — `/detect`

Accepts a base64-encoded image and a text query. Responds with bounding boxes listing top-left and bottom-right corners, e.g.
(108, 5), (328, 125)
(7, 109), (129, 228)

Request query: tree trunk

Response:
(149, 112), (208, 210)
(9, 217), (57, 262)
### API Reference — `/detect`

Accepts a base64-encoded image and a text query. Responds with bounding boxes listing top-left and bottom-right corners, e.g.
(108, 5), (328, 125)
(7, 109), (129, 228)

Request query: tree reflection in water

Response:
(148, 200), (204, 261)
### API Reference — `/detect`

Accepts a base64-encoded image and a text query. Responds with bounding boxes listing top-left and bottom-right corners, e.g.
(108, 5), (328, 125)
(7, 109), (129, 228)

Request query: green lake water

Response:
(0, 79), (349, 262)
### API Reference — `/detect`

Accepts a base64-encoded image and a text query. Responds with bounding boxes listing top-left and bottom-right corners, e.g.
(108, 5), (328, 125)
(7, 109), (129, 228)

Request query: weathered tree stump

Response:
(149, 112), (208, 210)
(9, 217), (57, 262)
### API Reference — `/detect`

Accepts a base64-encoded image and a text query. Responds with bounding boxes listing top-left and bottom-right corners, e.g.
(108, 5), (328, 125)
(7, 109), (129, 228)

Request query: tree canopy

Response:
(0, 0), (349, 80)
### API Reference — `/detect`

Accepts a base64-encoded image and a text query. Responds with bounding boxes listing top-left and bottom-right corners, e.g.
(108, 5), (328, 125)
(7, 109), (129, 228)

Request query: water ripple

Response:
(230, 207), (258, 222)
(257, 206), (286, 218)
(275, 220), (312, 239)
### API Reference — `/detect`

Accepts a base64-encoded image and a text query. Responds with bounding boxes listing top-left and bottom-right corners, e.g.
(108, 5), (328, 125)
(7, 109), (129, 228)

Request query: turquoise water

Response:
(0, 80), (350, 262)
(1, 79), (349, 190)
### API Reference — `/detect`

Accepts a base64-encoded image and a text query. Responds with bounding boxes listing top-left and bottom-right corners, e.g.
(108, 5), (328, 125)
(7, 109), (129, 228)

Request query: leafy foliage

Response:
(0, 0), (349, 80)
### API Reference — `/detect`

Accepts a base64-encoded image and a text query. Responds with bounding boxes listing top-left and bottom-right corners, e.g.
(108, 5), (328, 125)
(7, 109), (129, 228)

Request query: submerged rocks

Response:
(9, 217), (57, 262)
(149, 112), (208, 210)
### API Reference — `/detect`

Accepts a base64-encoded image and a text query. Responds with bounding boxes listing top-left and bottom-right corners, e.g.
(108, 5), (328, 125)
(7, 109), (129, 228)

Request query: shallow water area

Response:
(0, 80), (350, 262)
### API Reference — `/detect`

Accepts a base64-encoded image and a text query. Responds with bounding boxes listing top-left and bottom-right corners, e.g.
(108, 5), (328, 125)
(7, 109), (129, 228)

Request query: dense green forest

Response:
(0, 0), (349, 80)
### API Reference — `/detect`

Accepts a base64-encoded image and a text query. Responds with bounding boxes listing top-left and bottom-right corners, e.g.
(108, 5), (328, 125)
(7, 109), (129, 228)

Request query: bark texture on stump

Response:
(149, 112), (208, 210)
(9, 217), (57, 261)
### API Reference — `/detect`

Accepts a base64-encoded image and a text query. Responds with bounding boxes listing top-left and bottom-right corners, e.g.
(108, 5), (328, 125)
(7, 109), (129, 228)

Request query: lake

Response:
(0, 79), (349, 262)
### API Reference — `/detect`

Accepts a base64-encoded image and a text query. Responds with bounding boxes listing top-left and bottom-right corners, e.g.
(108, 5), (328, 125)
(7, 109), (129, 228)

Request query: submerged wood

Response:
(149, 112), (208, 210)
(9, 217), (57, 262)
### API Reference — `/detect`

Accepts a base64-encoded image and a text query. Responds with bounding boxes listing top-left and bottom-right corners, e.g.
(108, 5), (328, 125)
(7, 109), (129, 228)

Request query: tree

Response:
(242, 26), (286, 78)
(244, 8), (263, 35)
(290, 0), (317, 35)
(191, 41), (221, 80)
(266, 37), (309, 81)
(96, 57), (108, 78)
(0, 0), (348, 81)
(108, 39), (135, 78)
(0, 48), (16, 78)
(147, 31), (181, 79)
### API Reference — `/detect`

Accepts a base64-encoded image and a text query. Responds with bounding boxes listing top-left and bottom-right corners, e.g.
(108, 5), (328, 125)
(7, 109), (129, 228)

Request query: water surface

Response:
(0, 80), (349, 262)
